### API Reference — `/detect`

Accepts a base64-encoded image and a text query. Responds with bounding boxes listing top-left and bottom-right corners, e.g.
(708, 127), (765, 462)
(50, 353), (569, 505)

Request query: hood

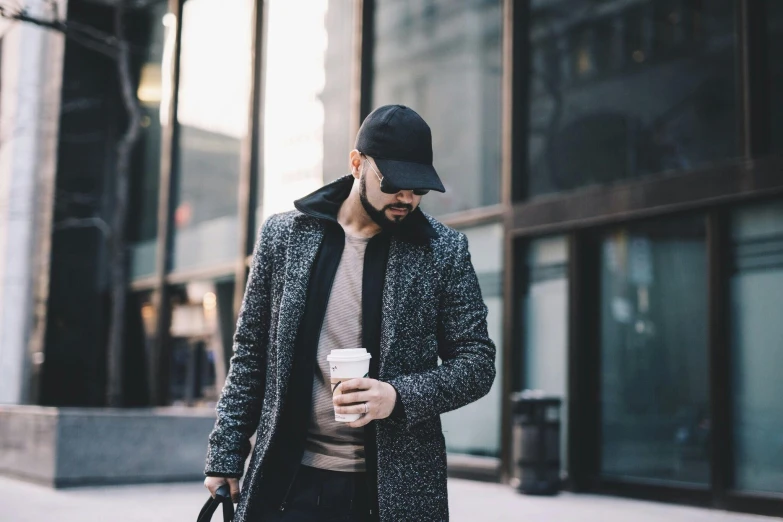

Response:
(293, 175), (439, 244)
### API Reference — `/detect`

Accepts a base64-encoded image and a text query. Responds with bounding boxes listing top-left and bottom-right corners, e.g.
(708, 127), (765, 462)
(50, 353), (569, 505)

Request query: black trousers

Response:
(261, 465), (371, 522)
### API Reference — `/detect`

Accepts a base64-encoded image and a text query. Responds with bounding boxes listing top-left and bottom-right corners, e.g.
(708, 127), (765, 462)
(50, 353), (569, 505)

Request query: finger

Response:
(205, 478), (224, 498)
(339, 378), (374, 393)
(228, 478), (240, 503)
(336, 403), (371, 415)
(349, 414), (373, 428)
(333, 391), (370, 406)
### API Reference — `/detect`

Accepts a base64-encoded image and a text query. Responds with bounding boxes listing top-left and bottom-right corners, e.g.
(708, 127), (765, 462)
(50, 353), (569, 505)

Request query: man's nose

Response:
(396, 190), (414, 203)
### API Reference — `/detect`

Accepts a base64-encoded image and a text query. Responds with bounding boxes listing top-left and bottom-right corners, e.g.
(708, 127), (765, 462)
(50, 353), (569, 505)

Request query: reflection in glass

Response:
(168, 279), (234, 407)
(600, 217), (709, 485)
(528, 0), (736, 197)
(440, 222), (503, 457)
(322, 1), (356, 186)
(260, 0), (351, 223)
(373, 1), (503, 216)
(522, 236), (569, 476)
(129, 3), (170, 279)
(124, 291), (157, 406)
(768, 1), (783, 153)
(172, 0), (254, 272)
(730, 201), (783, 494)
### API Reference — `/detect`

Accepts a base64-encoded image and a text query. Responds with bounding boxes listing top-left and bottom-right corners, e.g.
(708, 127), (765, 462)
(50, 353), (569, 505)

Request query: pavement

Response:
(2, 475), (777, 521)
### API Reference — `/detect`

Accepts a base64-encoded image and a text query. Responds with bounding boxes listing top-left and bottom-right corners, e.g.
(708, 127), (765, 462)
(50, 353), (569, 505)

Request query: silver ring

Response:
(364, 403), (369, 414)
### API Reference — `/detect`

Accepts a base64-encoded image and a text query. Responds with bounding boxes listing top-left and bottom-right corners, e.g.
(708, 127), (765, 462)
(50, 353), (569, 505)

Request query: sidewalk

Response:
(2, 475), (776, 521)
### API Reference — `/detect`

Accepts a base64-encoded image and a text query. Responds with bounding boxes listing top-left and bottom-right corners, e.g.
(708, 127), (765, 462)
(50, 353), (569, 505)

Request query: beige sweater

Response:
(301, 234), (369, 472)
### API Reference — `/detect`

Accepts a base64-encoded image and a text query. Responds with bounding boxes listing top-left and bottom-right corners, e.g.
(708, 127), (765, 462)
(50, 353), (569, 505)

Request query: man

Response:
(204, 105), (496, 521)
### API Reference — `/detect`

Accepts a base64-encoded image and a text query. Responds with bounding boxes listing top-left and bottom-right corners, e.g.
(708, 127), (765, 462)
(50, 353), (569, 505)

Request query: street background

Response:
(3, 476), (776, 522)
(1, 0), (782, 520)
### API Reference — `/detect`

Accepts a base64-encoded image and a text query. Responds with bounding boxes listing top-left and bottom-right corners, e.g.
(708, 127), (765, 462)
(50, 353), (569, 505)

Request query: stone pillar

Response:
(0, 1), (67, 404)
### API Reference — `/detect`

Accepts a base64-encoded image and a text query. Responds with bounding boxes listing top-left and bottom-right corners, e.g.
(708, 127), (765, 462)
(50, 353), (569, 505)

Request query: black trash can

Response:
(510, 391), (562, 495)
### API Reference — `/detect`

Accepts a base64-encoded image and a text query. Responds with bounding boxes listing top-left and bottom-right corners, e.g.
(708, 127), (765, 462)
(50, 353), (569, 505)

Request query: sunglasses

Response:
(364, 155), (430, 196)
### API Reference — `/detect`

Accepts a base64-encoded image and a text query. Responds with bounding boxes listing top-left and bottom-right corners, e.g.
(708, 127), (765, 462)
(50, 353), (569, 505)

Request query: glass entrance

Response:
(599, 216), (709, 485)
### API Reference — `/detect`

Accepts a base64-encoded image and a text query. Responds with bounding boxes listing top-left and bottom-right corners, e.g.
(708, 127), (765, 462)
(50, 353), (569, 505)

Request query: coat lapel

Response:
(379, 237), (430, 376)
(276, 214), (324, 398)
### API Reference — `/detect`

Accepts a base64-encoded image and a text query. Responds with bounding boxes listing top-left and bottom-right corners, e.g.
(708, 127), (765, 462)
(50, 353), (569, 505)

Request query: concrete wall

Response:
(0, 406), (217, 487)
(0, 406), (58, 483)
(0, 0), (68, 404)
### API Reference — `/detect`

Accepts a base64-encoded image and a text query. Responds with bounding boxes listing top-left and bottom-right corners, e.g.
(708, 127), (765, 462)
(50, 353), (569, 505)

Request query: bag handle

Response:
(197, 484), (235, 522)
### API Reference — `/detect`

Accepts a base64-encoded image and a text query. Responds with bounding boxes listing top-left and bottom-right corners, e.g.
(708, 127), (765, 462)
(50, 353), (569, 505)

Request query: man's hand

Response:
(333, 378), (397, 428)
(204, 476), (240, 503)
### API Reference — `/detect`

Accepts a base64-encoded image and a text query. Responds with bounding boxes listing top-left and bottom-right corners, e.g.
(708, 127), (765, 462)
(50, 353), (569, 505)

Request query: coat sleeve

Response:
(204, 215), (280, 477)
(387, 233), (497, 429)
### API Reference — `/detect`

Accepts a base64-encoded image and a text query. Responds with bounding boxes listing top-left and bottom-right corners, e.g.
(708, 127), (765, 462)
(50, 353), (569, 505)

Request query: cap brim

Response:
(373, 157), (446, 193)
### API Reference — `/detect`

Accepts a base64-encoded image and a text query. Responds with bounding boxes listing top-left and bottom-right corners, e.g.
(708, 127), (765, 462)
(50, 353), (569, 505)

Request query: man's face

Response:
(359, 157), (423, 230)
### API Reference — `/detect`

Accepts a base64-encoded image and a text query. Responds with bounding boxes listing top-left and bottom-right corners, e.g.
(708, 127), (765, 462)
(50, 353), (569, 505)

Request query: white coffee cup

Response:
(327, 348), (372, 422)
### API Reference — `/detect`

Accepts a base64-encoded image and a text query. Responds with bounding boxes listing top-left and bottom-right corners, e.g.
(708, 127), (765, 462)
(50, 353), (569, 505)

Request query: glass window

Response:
(521, 236), (569, 477)
(373, 0), (503, 217)
(168, 279), (234, 407)
(259, 0), (354, 224)
(124, 291), (157, 405)
(322, 1), (357, 186)
(172, 0), (254, 272)
(730, 200), (783, 494)
(440, 222), (503, 457)
(600, 216), (709, 485)
(768, 1), (783, 153)
(129, 2), (171, 279)
(528, 0), (737, 198)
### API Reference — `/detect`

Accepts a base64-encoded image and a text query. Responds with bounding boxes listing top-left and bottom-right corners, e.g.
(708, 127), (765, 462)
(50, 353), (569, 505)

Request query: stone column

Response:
(0, 0), (67, 404)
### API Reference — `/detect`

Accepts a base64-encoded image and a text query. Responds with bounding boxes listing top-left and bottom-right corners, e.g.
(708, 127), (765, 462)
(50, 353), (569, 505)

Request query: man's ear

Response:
(349, 149), (362, 179)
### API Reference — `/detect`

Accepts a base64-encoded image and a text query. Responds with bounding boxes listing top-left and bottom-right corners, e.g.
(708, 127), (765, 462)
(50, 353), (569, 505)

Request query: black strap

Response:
(197, 484), (234, 522)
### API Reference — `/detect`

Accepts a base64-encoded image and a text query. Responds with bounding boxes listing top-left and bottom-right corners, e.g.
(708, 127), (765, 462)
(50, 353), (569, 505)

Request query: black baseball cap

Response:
(355, 105), (446, 193)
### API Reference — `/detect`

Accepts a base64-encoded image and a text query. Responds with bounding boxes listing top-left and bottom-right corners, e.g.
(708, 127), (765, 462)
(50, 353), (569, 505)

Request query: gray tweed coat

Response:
(205, 206), (496, 521)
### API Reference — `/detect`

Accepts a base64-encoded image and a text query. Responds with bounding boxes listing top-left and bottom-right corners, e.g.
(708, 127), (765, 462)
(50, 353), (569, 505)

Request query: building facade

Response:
(0, 0), (781, 516)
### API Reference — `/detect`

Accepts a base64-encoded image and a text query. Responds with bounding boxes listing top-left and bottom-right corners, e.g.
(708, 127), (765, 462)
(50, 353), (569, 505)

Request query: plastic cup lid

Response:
(327, 348), (372, 362)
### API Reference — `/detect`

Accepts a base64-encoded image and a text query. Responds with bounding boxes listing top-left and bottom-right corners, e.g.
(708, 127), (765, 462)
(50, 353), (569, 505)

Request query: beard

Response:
(359, 173), (413, 231)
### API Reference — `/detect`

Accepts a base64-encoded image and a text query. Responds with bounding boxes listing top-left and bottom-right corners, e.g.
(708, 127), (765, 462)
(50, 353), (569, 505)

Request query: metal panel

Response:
(510, 158), (783, 237)
(150, 0), (184, 406)
(439, 205), (505, 230)
(499, 0), (527, 483)
(738, 0), (771, 158)
(707, 210), (733, 508)
(566, 231), (601, 491)
(233, 0), (266, 325)
(166, 262), (236, 286)
(357, 0), (375, 123)
(724, 491), (783, 518)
